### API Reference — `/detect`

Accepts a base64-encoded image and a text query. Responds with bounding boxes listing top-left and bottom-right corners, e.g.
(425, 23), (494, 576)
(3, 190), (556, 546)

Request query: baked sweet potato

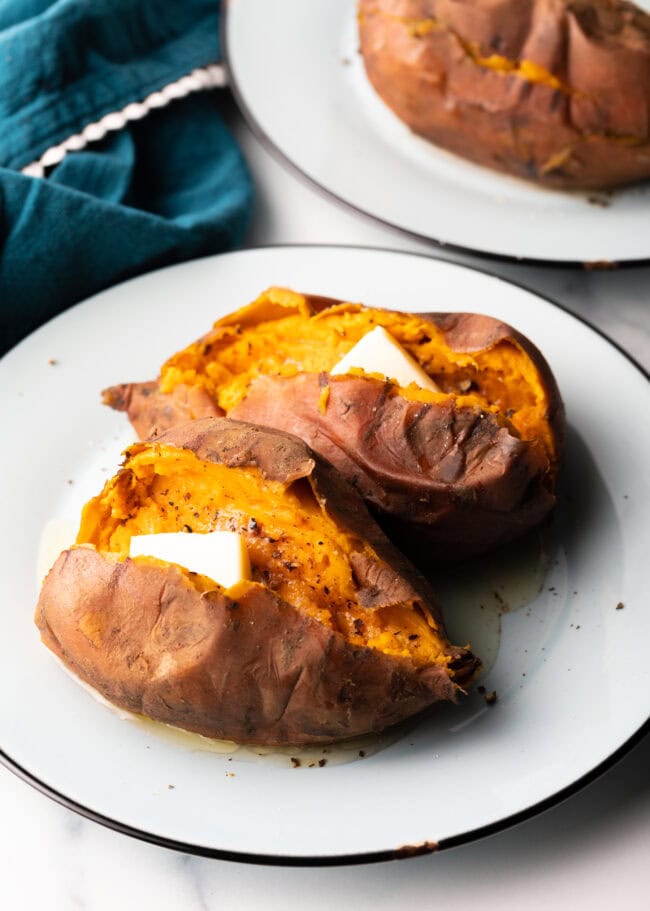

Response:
(36, 418), (478, 745)
(358, 0), (650, 189)
(104, 288), (564, 561)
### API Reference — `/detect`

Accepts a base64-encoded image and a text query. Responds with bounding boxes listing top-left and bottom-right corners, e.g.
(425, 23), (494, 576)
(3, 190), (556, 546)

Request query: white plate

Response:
(224, 0), (650, 264)
(1, 247), (648, 864)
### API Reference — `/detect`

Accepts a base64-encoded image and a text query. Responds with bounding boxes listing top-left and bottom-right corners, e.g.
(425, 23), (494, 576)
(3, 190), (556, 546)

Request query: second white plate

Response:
(225, 0), (650, 264)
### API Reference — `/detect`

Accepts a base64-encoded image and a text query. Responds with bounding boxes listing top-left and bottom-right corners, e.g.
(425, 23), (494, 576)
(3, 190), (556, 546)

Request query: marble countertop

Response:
(1, 93), (649, 910)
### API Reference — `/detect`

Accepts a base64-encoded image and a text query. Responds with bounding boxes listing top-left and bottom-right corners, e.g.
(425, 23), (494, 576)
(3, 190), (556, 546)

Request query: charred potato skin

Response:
(358, 0), (650, 189)
(35, 418), (478, 746)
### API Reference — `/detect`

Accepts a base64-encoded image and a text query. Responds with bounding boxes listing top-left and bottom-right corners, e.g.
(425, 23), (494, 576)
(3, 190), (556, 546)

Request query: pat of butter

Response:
(331, 326), (440, 392)
(129, 530), (251, 589)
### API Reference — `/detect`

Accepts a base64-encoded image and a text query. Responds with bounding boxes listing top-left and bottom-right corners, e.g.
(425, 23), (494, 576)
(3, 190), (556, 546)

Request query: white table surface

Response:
(2, 91), (649, 910)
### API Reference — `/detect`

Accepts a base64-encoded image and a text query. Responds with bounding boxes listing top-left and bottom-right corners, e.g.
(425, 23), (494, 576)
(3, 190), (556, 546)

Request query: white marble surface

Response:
(1, 92), (649, 909)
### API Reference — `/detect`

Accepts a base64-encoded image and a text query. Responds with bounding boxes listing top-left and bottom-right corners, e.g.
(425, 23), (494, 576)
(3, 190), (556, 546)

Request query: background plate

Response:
(1, 246), (649, 863)
(225, 0), (650, 264)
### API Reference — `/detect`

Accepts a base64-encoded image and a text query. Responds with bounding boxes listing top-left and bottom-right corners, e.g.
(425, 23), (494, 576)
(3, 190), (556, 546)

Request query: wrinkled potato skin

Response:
(37, 550), (463, 745)
(358, 0), (650, 188)
(103, 380), (223, 441)
(36, 419), (478, 745)
(231, 372), (555, 560)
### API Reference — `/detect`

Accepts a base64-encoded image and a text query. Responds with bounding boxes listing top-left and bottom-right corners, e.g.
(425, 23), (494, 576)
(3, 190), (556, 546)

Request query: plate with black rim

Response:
(1, 246), (648, 865)
(224, 0), (650, 265)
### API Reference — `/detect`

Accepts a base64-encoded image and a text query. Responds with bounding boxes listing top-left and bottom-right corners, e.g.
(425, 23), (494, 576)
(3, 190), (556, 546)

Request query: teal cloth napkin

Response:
(0, 0), (253, 355)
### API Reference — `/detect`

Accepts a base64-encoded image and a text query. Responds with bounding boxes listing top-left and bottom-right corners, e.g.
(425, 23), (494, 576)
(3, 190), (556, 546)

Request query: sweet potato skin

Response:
(35, 418), (478, 745)
(102, 380), (222, 441)
(231, 372), (555, 559)
(358, 0), (650, 189)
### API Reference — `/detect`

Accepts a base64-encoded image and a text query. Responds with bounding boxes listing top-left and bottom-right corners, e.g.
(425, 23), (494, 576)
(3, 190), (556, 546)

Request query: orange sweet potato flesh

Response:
(36, 418), (478, 745)
(358, 0), (650, 189)
(103, 288), (564, 561)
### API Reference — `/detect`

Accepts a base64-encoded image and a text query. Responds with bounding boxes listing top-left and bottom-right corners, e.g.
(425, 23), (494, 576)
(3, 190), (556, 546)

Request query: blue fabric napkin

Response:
(0, 0), (253, 355)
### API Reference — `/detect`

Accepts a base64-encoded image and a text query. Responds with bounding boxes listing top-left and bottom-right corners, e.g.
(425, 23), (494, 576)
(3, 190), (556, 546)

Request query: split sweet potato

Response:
(104, 288), (564, 560)
(358, 0), (650, 189)
(36, 418), (478, 745)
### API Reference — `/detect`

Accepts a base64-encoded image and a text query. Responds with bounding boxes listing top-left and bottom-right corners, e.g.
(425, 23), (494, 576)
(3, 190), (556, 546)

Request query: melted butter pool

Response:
(432, 529), (550, 677)
(128, 714), (403, 768)
(50, 649), (398, 768)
